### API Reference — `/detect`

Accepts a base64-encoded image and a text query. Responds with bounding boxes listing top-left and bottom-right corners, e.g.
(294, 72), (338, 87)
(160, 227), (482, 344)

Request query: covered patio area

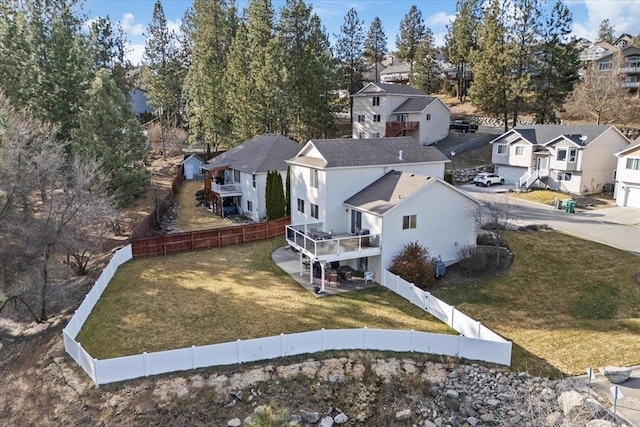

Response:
(272, 245), (378, 297)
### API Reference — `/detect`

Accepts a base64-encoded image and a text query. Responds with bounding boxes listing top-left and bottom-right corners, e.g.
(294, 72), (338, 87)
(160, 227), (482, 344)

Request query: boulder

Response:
(557, 390), (583, 415)
(586, 420), (615, 427)
(299, 409), (320, 424)
(334, 413), (348, 424)
(601, 366), (632, 384)
(319, 416), (334, 427)
(227, 419), (241, 427)
(395, 408), (412, 421)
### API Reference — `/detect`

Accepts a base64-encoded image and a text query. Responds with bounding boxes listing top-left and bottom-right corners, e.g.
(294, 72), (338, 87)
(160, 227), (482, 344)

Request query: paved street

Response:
(462, 184), (640, 254)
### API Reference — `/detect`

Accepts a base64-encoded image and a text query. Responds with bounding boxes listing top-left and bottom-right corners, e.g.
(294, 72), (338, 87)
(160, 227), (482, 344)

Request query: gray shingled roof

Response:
(344, 170), (435, 215)
(494, 125), (613, 146)
(203, 133), (300, 173)
(289, 137), (450, 169)
(380, 63), (411, 74)
(393, 97), (437, 113)
(353, 82), (428, 97)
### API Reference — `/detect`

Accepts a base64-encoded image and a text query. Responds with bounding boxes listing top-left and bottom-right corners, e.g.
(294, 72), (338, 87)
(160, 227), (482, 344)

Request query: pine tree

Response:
(72, 70), (149, 206)
(226, 23), (256, 141)
(88, 16), (134, 96)
(334, 8), (365, 118)
(531, 0), (579, 123)
(469, 0), (513, 131)
(182, 0), (236, 147)
(597, 19), (615, 43)
(444, 0), (479, 101)
(412, 28), (440, 93)
(265, 170), (286, 220)
(395, 5), (426, 74)
(363, 17), (387, 82)
(506, 0), (543, 126)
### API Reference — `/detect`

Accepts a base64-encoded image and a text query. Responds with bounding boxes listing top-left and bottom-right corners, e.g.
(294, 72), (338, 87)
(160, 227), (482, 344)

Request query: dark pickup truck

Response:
(449, 120), (479, 133)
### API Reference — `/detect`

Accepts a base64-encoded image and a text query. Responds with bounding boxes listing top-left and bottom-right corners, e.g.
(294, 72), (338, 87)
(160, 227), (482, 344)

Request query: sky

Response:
(83, 0), (640, 65)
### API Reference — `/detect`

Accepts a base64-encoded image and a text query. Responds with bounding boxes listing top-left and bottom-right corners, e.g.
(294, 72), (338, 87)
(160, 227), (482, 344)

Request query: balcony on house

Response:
(211, 182), (242, 196)
(618, 66), (640, 74)
(385, 121), (420, 137)
(286, 222), (381, 263)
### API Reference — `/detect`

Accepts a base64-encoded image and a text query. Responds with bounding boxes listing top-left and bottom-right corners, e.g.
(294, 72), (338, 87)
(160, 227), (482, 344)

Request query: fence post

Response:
(143, 352), (149, 377)
(93, 358), (99, 384)
(363, 327), (368, 350)
(280, 333), (285, 357)
(192, 345), (197, 369)
(450, 306), (455, 329)
(410, 329), (414, 352)
(321, 328), (325, 352)
(191, 232), (194, 251)
(425, 291), (431, 313)
(237, 339), (242, 364)
(477, 321), (482, 339)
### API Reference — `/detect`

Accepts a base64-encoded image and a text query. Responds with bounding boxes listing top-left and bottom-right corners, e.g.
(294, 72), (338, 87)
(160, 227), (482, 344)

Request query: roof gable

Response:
(203, 133), (300, 173)
(616, 143), (640, 157)
(344, 170), (479, 215)
(353, 82), (428, 97)
(288, 137), (449, 169)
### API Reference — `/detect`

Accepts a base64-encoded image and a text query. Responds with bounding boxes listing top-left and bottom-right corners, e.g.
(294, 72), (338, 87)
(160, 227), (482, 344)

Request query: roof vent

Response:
(399, 150), (403, 160)
(580, 135), (587, 141)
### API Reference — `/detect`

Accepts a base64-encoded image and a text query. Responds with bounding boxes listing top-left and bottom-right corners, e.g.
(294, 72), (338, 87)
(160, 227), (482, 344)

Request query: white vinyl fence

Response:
(64, 245), (511, 385)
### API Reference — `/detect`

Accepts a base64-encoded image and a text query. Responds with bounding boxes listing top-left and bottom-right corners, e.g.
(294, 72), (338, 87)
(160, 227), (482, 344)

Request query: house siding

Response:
(615, 145), (640, 207)
(381, 181), (477, 270)
(577, 128), (629, 194)
(418, 100), (450, 145)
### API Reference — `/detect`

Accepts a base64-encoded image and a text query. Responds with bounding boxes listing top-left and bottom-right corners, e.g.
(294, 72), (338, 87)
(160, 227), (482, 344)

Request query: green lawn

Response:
(77, 238), (454, 359)
(511, 189), (570, 205)
(432, 230), (640, 377)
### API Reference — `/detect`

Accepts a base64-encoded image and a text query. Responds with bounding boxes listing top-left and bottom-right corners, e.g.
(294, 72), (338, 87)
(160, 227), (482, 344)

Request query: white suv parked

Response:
(473, 173), (505, 187)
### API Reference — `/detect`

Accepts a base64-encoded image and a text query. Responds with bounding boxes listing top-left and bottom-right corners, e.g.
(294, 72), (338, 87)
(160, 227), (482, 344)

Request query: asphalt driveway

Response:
(462, 185), (640, 255)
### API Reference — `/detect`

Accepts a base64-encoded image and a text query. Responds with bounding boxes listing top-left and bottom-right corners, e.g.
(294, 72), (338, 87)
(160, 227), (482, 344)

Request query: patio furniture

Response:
(327, 269), (338, 284)
(364, 270), (374, 283)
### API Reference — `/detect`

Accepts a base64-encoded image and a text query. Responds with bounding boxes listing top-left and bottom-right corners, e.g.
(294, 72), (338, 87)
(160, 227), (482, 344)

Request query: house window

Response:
(396, 114), (407, 122)
(559, 172), (572, 181)
(373, 114), (381, 122)
(310, 203), (319, 219)
(556, 149), (567, 161)
(297, 198), (305, 213)
(626, 158), (640, 170)
(426, 113), (431, 121)
(233, 169), (241, 183)
(497, 144), (507, 155)
(569, 148), (577, 162)
(247, 200), (253, 211)
(310, 169), (319, 188)
(357, 114), (365, 123)
(373, 132), (381, 138)
(372, 96), (380, 106)
(252, 174), (256, 188)
(515, 146), (524, 156)
(358, 132), (364, 139)
(402, 214), (417, 230)
(598, 62), (613, 71)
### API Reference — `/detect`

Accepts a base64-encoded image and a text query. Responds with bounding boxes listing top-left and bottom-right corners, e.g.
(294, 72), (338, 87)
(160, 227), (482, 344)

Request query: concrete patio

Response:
(272, 245), (378, 297)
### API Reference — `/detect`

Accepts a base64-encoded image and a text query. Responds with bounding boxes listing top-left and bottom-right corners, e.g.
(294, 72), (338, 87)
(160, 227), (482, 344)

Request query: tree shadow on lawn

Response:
(510, 342), (565, 378)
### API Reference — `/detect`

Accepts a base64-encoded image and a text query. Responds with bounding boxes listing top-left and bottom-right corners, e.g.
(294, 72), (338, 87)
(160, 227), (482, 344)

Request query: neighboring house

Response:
(490, 125), (633, 194)
(380, 62), (411, 84)
(613, 33), (635, 49)
(129, 87), (153, 118)
(352, 82), (451, 146)
(183, 153), (205, 180)
(362, 62), (386, 83)
(201, 133), (300, 221)
(579, 41), (640, 91)
(614, 143), (640, 208)
(285, 137), (479, 289)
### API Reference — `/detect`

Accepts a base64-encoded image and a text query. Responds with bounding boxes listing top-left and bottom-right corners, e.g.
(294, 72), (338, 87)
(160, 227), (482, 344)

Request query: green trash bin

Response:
(565, 199), (576, 213)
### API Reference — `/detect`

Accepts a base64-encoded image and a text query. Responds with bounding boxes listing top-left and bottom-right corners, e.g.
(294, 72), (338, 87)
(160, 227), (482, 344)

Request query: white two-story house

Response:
(201, 133), (300, 221)
(285, 137), (480, 290)
(490, 125), (632, 194)
(351, 82), (451, 146)
(614, 143), (640, 208)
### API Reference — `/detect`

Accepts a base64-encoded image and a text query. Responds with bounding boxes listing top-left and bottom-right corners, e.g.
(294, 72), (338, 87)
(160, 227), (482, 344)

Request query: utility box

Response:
(565, 200), (576, 213)
(435, 260), (446, 277)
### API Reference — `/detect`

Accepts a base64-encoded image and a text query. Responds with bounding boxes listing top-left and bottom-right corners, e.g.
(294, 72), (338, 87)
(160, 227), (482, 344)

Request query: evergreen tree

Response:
(506, 0), (543, 126)
(469, 0), (513, 131)
(143, 1), (185, 128)
(597, 19), (615, 43)
(72, 70), (149, 206)
(285, 165), (291, 216)
(531, 0), (579, 123)
(412, 27), (440, 93)
(226, 23), (256, 141)
(88, 16), (134, 96)
(395, 5), (426, 74)
(363, 17), (387, 82)
(266, 170), (286, 220)
(182, 0), (236, 147)
(334, 8), (365, 118)
(444, 0), (479, 101)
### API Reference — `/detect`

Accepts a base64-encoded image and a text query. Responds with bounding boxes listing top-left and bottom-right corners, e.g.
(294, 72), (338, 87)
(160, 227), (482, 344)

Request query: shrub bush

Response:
(457, 244), (488, 272)
(389, 242), (436, 290)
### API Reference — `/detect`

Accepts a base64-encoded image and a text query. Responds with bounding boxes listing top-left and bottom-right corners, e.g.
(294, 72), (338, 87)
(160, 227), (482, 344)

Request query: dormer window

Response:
(372, 96), (380, 106)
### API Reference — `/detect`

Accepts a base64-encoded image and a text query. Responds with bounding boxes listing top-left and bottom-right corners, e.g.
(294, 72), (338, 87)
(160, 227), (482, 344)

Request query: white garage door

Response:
(626, 186), (640, 208)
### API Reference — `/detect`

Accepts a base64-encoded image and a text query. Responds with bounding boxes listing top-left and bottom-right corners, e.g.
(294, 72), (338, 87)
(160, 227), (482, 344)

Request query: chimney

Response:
(399, 150), (403, 161)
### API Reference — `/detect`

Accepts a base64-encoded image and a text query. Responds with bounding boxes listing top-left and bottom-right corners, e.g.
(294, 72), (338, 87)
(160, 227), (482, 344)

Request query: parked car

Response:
(449, 120), (479, 133)
(474, 173), (505, 187)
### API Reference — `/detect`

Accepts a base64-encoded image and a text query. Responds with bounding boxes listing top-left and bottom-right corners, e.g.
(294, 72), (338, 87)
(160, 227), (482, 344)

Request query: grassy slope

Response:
(432, 230), (640, 376)
(77, 238), (453, 359)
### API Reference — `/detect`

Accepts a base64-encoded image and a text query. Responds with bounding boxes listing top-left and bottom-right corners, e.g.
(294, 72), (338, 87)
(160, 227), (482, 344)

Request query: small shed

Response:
(183, 153), (205, 180)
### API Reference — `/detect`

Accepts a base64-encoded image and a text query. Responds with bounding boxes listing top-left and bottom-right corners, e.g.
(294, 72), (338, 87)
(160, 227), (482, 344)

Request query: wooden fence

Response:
(131, 216), (290, 257)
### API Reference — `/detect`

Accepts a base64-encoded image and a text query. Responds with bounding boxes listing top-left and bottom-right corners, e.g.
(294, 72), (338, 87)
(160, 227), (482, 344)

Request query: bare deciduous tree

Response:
(473, 195), (519, 267)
